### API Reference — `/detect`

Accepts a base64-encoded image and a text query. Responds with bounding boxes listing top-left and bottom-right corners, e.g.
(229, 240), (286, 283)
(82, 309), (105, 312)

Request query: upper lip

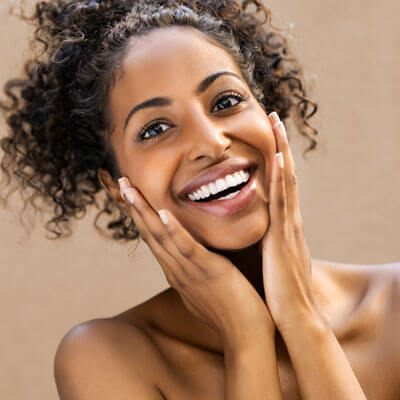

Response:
(178, 158), (257, 200)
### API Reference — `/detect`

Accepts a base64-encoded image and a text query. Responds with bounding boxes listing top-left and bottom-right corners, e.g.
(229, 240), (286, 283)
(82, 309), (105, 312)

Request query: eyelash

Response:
(135, 90), (249, 143)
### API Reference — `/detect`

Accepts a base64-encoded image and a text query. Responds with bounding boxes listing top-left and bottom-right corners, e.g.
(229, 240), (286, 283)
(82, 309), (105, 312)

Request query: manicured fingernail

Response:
(276, 152), (284, 168)
(269, 111), (280, 125)
(158, 210), (168, 225)
(118, 177), (129, 192)
(274, 121), (287, 140)
(124, 189), (135, 204)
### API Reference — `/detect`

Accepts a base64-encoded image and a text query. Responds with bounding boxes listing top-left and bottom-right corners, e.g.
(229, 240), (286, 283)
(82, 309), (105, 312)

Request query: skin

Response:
(54, 25), (400, 400)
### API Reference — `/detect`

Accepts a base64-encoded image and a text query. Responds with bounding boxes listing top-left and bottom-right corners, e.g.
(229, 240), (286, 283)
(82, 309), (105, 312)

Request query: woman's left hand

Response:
(261, 113), (325, 334)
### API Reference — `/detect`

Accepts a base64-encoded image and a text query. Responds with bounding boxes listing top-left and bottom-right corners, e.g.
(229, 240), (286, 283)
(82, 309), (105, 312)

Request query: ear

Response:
(97, 168), (125, 208)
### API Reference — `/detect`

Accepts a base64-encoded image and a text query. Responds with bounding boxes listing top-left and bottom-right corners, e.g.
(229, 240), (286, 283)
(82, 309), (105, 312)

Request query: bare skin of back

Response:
(54, 259), (400, 400)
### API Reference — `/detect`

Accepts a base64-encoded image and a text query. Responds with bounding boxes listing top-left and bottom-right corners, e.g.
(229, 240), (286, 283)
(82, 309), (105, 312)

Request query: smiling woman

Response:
(1, 1), (399, 400)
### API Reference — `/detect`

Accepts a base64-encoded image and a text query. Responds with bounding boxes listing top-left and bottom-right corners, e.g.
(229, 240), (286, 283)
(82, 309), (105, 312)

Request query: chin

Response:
(202, 219), (269, 251)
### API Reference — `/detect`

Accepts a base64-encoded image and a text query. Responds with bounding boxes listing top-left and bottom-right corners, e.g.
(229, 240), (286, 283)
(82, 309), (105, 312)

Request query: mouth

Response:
(182, 166), (258, 217)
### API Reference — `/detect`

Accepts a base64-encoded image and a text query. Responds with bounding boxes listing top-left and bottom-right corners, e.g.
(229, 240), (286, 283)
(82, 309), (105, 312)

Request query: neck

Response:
(209, 240), (266, 301)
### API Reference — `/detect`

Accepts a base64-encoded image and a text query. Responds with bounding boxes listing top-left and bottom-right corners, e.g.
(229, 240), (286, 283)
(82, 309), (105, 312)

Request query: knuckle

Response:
(174, 275), (187, 289)
(293, 224), (302, 237)
(289, 173), (297, 186)
(180, 243), (196, 259)
(152, 230), (166, 246)
(278, 197), (286, 208)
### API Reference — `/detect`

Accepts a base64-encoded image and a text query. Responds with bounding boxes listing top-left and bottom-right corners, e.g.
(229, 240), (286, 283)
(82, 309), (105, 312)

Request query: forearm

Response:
(280, 312), (367, 400)
(223, 331), (283, 400)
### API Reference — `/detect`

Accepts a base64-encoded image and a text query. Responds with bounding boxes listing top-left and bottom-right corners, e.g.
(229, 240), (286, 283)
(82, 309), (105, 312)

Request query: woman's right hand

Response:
(118, 177), (275, 348)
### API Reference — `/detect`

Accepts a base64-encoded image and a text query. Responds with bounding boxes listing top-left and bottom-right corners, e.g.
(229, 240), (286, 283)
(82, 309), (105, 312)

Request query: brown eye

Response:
(136, 120), (170, 142)
(211, 92), (246, 113)
(135, 91), (248, 143)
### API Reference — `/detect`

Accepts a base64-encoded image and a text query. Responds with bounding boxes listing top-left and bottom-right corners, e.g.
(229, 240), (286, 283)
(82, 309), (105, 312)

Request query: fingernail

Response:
(269, 111), (280, 125)
(118, 177), (129, 192)
(158, 210), (168, 225)
(275, 121), (287, 140)
(276, 152), (284, 168)
(124, 189), (135, 204)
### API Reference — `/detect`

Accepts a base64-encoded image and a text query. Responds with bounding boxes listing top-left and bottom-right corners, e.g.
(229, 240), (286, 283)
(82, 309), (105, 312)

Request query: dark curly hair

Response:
(0, 0), (318, 242)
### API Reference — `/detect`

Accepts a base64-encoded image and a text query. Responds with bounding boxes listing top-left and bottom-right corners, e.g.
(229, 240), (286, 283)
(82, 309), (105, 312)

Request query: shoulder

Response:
(312, 259), (400, 331)
(366, 261), (400, 297)
(54, 317), (165, 399)
(313, 258), (400, 287)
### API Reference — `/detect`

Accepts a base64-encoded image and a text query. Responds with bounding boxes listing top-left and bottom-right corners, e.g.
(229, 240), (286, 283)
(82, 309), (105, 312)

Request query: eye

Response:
(135, 120), (170, 143)
(135, 91), (248, 143)
(211, 91), (247, 113)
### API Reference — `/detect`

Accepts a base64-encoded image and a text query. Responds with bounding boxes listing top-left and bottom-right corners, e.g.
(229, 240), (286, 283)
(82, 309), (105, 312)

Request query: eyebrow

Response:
(123, 71), (242, 133)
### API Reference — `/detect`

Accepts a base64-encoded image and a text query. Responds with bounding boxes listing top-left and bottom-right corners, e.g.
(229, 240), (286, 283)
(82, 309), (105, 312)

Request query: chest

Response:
(152, 327), (398, 400)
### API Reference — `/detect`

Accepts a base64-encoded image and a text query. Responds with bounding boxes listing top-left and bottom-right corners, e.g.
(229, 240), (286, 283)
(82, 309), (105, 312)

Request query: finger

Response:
(121, 183), (221, 285)
(269, 152), (288, 233)
(268, 111), (280, 152)
(158, 209), (231, 280)
(118, 178), (185, 287)
(268, 113), (301, 218)
(132, 206), (183, 287)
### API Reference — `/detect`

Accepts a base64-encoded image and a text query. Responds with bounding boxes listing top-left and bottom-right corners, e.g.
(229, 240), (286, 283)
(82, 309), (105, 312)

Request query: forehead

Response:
(111, 25), (244, 101)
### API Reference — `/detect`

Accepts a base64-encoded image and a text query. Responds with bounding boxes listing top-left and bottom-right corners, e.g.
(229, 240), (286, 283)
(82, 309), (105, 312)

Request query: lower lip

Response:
(182, 169), (257, 217)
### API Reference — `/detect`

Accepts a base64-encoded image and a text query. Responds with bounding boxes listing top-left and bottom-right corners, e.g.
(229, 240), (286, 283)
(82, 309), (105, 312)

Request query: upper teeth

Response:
(188, 169), (250, 201)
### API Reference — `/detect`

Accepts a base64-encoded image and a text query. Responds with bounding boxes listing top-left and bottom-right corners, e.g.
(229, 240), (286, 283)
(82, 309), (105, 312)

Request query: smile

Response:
(188, 168), (251, 201)
(183, 167), (257, 217)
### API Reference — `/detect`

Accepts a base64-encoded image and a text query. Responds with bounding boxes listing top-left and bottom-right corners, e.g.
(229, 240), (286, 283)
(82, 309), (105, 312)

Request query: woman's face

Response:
(106, 25), (278, 250)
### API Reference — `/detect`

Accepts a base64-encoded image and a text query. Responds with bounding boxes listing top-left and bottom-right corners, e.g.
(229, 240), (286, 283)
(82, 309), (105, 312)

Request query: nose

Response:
(184, 119), (232, 162)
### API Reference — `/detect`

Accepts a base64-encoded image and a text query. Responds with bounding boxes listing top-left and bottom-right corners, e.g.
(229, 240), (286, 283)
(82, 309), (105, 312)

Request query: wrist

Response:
(277, 304), (331, 340)
(222, 322), (276, 356)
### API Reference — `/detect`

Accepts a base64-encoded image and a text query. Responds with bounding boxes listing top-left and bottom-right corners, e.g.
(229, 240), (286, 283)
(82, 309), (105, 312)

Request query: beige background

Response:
(1, 0), (399, 399)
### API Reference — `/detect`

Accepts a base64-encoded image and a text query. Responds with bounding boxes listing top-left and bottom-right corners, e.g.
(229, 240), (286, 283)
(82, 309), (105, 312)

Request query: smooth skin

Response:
(54, 25), (400, 400)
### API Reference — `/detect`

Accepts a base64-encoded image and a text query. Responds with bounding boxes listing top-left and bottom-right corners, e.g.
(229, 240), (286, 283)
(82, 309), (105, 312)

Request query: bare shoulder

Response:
(377, 261), (400, 280)
(362, 260), (400, 295)
(54, 317), (166, 399)
(312, 258), (400, 330)
(313, 258), (400, 284)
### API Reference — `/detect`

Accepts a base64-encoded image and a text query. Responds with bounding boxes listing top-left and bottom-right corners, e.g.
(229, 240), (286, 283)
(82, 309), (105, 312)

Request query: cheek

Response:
(128, 165), (169, 210)
(232, 107), (275, 151)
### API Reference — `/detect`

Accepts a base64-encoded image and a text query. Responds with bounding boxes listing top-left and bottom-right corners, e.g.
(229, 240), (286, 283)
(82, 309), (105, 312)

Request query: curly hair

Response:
(0, 0), (318, 242)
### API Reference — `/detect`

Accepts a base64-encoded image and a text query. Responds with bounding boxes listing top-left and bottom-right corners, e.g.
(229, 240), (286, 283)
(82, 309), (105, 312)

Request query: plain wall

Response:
(1, 0), (399, 399)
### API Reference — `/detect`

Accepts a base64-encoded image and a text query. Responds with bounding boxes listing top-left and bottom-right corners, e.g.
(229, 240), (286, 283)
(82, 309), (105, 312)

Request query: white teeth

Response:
(187, 168), (252, 201)
(209, 182), (217, 195)
(225, 174), (236, 187)
(233, 171), (242, 181)
(200, 185), (210, 198)
(215, 178), (227, 192)
(217, 190), (240, 200)
(239, 170), (248, 181)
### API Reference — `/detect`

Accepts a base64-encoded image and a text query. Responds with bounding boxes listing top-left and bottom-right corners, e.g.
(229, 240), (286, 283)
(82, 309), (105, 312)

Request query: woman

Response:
(1, 0), (399, 399)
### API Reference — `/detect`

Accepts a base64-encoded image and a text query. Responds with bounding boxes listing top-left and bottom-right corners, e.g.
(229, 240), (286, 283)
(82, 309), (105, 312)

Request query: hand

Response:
(117, 179), (275, 347)
(261, 113), (325, 333)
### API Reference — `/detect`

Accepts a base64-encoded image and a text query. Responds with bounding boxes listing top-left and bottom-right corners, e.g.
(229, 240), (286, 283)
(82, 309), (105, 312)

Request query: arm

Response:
(280, 311), (366, 400)
(260, 114), (367, 400)
(223, 331), (283, 400)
